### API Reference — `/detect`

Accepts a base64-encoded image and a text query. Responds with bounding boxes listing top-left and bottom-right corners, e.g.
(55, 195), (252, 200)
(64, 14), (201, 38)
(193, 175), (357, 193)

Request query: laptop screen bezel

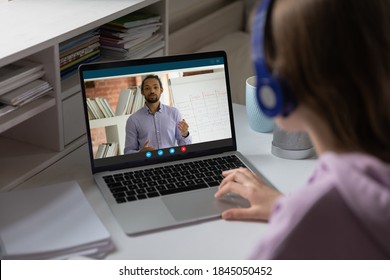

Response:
(78, 51), (237, 174)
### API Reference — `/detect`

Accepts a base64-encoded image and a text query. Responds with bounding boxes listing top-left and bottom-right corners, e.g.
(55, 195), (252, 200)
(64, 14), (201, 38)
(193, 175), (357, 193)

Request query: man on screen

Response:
(124, 74), (192, 154)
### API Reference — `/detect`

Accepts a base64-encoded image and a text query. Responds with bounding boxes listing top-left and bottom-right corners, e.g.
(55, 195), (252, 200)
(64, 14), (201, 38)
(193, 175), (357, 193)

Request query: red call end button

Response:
(180, 146), (187, 152)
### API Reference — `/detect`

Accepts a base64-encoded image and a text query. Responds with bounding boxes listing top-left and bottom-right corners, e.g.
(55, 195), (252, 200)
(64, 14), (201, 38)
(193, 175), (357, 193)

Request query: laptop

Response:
(79, 51), (267, 235)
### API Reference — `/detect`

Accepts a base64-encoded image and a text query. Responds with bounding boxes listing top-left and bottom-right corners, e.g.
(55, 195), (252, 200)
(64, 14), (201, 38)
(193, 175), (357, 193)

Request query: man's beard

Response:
(145, 95), (159, 103)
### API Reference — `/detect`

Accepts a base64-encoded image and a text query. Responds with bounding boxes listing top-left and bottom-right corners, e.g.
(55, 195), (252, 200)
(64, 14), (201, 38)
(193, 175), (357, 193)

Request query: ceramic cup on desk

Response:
(272, 126), (315, 160)
(246, 76), (275, 133)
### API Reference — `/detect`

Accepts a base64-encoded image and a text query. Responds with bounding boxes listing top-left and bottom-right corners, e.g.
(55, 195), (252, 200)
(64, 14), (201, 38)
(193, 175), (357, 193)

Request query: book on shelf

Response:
(60, 42), (100, 67)
(59, 35), (100, 60)
(130, 87), (145, 114)
(96, 142), (119, 158)
(127, 35), (164, 59)
(100, 36), (164, 60)
(0, 181), (114, 260)
(60, 54), (100, 80)
(100, 22), (162, 39)
(100, 33), (154, 50)
(0, 79), (52, 106)
(0, 60), (44, 93)
(100, 13), (163, 60)
(115, 86), (145, 116)
(59, 30), (100, 53)
(87, 97), (115, 120)
(0, 102), (16, 117)
(59, 30), (100, 79)
(0, 70), (45, 96)
(60, 49), (100, 72)
(106, 13), (161, 29)
(100, 23), (162, 48)
(115, 87), (137, 115)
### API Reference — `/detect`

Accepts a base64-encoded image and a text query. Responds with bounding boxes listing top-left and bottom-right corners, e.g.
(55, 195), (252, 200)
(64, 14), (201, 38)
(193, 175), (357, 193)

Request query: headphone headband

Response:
(251, 0), (297, 117)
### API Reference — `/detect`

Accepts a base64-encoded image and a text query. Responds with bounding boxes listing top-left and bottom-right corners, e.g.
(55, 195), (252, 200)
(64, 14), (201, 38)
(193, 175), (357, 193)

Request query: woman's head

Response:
(259, 0), (390, 162)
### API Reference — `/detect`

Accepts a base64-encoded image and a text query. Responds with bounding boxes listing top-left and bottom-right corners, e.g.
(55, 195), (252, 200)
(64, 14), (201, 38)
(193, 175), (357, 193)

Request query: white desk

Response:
(17, 104), (317, 259)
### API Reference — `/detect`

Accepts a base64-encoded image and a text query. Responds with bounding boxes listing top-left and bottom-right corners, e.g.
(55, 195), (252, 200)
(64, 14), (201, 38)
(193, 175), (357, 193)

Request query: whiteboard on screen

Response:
(169, 71), (232, 144)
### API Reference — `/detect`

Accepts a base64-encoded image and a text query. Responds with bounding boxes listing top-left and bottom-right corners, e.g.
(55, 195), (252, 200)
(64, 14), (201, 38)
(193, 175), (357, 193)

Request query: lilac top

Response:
(251, 152), (390, 259)
(124, 104), (192, 154)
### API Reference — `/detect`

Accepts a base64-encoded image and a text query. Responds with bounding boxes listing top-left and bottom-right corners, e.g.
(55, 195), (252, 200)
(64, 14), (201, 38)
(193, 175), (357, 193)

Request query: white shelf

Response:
(89, 115), (130, 156)
(0, 135), (86, 191)
(89, 115), (129, 129)
(0, 0), (168, 191)
(0, 96), (55, 134)
(0, 0), (164, 66)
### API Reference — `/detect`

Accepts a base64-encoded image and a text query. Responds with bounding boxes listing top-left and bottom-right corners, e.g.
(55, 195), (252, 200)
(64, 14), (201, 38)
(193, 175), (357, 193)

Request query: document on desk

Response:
(0, 181), (114, 259)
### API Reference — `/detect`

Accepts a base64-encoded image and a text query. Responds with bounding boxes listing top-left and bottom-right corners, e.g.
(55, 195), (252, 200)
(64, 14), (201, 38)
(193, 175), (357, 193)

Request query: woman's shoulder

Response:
(251, 152), (390, 259)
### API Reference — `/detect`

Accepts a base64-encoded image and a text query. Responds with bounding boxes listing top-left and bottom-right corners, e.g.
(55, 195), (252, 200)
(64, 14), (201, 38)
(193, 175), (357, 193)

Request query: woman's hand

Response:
(214, 167), (283, 221)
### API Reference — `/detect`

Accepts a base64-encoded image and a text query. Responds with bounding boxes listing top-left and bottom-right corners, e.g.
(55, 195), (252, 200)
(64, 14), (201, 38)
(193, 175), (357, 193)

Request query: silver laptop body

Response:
(79, 51), (265, 235)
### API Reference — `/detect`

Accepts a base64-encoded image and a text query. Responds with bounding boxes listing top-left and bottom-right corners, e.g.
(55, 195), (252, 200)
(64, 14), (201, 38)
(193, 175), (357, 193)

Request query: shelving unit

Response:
(0, 0), (167, 191)
(90, 115), (130, 156)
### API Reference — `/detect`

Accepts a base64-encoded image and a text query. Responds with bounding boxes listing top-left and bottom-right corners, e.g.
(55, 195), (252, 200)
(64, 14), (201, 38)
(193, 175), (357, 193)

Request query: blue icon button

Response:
(169, 148), (175, 154)
(158, 150), (163, 156)
(146, 152), (152, 158)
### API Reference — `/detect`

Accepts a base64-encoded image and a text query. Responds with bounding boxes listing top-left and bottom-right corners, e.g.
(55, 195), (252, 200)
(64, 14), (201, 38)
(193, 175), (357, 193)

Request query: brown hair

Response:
(266, 0), (390, 162)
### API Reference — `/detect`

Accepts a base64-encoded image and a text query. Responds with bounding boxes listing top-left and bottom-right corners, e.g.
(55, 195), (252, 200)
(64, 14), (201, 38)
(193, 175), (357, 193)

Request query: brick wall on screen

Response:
(85, 77), (137, 111)
(85, 77), (139, 156)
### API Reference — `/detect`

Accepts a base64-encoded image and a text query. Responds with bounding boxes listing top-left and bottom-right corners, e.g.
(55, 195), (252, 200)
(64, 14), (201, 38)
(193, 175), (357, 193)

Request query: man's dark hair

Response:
(141, 74), (162, 90)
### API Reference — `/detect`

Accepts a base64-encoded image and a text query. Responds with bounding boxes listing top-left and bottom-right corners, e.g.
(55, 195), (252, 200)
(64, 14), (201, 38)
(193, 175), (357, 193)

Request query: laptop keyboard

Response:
(102, 155), (247, 204)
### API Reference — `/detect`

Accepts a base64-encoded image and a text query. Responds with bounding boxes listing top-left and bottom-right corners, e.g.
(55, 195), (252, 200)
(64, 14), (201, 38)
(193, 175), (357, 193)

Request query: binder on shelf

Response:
(130, 87), (145, 114)
(0, 181), (114, 259)
(115, 86), (138, 116)
(0, 60), (44, 93)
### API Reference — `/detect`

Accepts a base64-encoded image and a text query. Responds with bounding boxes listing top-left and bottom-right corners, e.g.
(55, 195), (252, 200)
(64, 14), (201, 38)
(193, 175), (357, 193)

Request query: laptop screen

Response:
(79, 51), (237, 173)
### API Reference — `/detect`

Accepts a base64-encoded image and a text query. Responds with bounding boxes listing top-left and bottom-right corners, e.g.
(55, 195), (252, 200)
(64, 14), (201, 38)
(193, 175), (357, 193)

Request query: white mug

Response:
(246, 76), (275, 133)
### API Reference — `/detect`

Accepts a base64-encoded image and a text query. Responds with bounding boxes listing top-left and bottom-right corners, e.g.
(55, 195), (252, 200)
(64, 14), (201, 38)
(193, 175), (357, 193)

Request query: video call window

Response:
(83, 63), (232, 162)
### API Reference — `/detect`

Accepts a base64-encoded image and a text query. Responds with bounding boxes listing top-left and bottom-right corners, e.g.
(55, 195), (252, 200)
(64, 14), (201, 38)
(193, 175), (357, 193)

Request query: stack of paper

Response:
(0, 60), (44, 95)
(59, 30), (100, 79)
(0, 79), (52, 106)
(100, 13), (164, 59)
(0, 181), (114, 259)
(0, 59), (50, 117)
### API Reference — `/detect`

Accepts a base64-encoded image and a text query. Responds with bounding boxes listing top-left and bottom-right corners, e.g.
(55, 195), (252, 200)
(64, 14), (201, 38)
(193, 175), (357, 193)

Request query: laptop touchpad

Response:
(162, 188), (249, 222)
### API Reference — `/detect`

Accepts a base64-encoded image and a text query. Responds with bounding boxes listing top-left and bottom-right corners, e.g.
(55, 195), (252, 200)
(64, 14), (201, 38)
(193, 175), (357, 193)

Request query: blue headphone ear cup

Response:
(255, 72), (285, 117)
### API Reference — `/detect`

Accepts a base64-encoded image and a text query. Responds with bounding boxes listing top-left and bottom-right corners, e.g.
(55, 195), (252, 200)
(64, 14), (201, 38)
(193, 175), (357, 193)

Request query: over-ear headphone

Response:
(252, 0), (297, 117)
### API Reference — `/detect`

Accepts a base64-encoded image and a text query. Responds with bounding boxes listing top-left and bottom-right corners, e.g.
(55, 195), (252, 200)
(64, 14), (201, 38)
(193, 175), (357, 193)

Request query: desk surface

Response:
(17, 104), (317, 259)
